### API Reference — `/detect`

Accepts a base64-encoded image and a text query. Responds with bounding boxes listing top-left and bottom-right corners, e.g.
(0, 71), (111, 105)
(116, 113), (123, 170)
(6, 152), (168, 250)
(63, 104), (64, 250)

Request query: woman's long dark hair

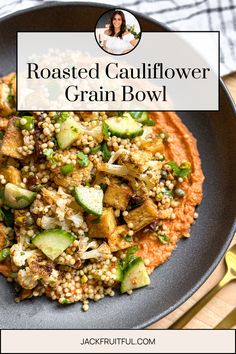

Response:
(109, 10), (126, 38)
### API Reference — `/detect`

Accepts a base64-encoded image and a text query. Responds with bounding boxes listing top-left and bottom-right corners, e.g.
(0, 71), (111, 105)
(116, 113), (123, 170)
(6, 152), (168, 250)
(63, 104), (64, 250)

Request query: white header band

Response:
(17, 32), (219, 111)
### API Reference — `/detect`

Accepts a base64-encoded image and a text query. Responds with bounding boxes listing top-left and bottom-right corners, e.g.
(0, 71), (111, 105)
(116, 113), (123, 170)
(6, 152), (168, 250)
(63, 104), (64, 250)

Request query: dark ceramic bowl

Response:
(0, 2), (235, 329)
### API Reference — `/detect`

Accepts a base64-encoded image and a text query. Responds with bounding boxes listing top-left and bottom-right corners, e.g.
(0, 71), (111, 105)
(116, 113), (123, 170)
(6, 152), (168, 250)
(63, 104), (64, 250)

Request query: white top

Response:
(102, 32), (135, 54)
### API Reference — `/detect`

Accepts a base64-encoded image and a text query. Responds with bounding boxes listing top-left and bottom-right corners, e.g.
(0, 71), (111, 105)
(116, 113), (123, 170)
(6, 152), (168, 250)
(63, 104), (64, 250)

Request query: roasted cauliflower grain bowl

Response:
(0, 72), (204, 311)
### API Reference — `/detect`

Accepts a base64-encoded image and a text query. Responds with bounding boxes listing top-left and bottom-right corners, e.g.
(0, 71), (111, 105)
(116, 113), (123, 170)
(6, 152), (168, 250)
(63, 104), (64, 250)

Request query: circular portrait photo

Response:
(95, 9), (141, 55)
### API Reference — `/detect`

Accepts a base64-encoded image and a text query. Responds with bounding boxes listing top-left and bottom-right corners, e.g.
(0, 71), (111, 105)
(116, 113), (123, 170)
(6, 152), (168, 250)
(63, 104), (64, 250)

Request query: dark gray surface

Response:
(0, 2), (236, 329)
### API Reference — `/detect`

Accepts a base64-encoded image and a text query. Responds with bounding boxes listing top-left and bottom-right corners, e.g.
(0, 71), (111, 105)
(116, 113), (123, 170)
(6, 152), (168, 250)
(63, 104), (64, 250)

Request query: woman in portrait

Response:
(102, 10), (138, 54)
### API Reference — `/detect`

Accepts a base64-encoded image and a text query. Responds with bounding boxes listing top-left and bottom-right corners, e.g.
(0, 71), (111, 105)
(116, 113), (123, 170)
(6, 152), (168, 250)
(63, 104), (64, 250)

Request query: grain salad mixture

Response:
(0, 73), (204, 311)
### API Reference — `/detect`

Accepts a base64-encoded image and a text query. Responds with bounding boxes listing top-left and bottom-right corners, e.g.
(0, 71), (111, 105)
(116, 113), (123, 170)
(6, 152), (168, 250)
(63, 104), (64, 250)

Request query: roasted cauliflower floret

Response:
(17, 267), (39, 289)
(140, 162), (162, 189)
(54, 162), (93, 188)
(16, 253), (59, 290)
(76, 237), (111, 260)
(41, 187), (59, 205)
(10, 243), (41, 267)
(118, 150), (153, 174)
(80, 242), (111, 260)
(27, 254), (59, 287)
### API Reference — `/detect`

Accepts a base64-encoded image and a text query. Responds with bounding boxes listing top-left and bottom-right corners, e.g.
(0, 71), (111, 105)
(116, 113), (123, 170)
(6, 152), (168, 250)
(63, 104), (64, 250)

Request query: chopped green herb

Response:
(102, 121), (109, 140)
(0, 131), (5, 139)
(180, 161), (191, 169)
(144, 118), (156, 126)
(130, 112), (143, 119)
(126, 245), (139, 256)
(166, 161), (179, 174)
(15, 116), (34, 131)
(20, 252), (25, 256)
(157, 234), (171, 245)
(0, 189), (4, 199)
(89, 144), (101, 154)
(60, 163), (74, 175)
(123, 235), (133, 242)
(118, 245), (140, 271)
(62, 299), (73, 305)
(43, 149), (56, 164)
(55, 112), (70, 123)
(177, 168), (192, 178)
(77, 151), (89, 167)
(101, 142), (111, 162)
(15, 119), (20, 128)
(0, 248), (10, 262)
(158, 154), (165, 162)
(166, 161), (191, 178)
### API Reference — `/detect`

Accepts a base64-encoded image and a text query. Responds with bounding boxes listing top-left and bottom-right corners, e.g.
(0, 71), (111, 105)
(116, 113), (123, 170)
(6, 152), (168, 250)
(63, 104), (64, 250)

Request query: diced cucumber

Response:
(56, 116), (82, 149)
(130, 111), (148, 123)
(74, 186), (103, 216)
(120, 257), (150, 293)
(4, 183), (36, 209)
(32, 229), (75, 260)
(105, 115), (143, 139)
(130, 112), (155, 126)
(115, 264), (123, 282)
